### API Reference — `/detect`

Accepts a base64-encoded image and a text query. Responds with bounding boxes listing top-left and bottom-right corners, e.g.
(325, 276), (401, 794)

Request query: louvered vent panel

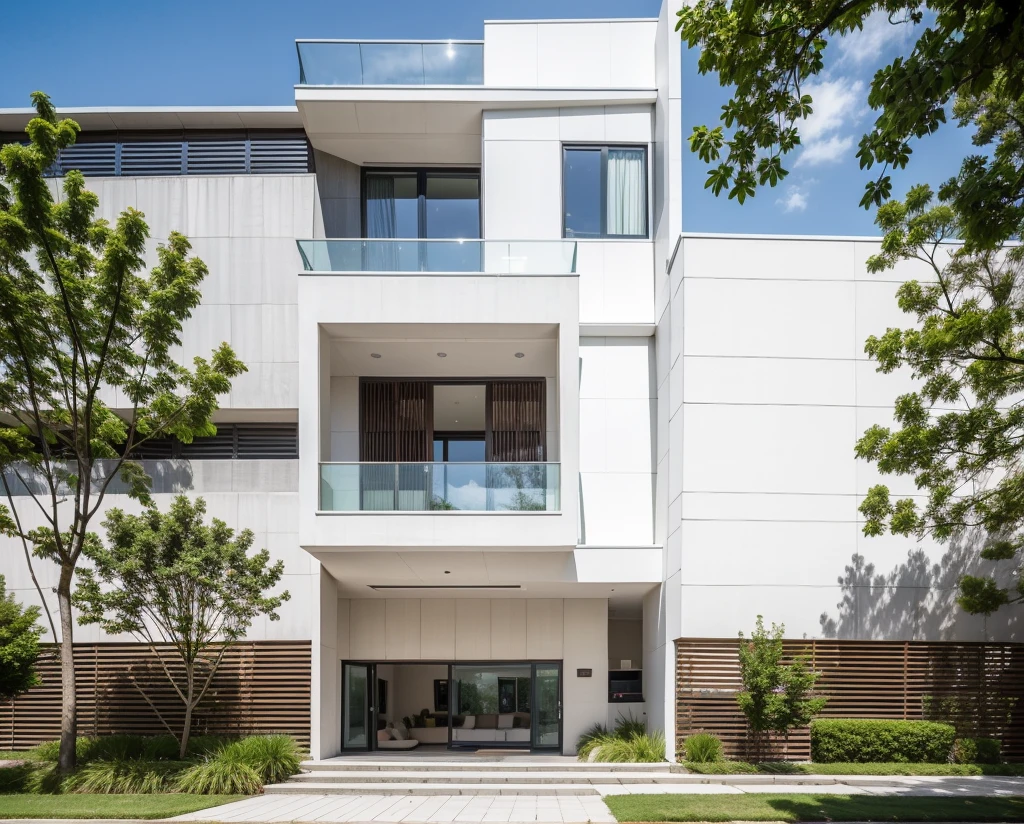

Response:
(178, 426), (236, 459)
(250, 138), (312, 174)
(236, 423), (299, 459)
(57, 143), (117, 177)
(119, 142), (183, 176)
(186, 140), (247, 175)
(125, 436), (175, 460)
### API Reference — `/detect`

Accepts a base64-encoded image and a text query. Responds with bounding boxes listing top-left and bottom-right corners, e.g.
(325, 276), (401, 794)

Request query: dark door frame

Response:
(341, 661), (377, 753)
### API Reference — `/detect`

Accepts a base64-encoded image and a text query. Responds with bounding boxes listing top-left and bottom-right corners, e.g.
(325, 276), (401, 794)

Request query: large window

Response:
(363, 169), (480, 239)
(562, 145), (648, 239)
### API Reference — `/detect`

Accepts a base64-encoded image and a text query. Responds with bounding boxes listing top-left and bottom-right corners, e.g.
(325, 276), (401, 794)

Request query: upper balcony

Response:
(296, 240), (577, 276)
(296, 40), (484, 87)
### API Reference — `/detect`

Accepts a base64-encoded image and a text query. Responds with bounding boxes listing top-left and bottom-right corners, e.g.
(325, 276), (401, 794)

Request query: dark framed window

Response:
(562, 145), (648, 239)
(362, 168), (481, 240)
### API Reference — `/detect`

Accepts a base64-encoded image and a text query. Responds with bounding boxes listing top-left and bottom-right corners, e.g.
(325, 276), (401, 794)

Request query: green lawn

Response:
(0, 754), (33, 762)
(0, 793), (245, 819)
(682, 760), (1024, 776)
(605, 793), (1024, 822)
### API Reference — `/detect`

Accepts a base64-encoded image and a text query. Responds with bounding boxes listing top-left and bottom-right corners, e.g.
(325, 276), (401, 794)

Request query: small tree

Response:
(0, 92), (245, 773)
(737, 616), (827, 761)
(0, 573), (45, 702)
(73, 496), (289, 758)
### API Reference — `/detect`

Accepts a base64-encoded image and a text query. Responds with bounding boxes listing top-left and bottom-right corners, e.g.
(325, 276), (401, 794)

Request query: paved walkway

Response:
(167, 775), (1024, 823)
(170, 794), (617, 823)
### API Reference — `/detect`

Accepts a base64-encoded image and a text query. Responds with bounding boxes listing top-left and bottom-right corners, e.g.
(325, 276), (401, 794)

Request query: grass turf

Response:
(681, 760), (1024, 776)
(604, 793), (1024, 822)
(0, 754), (33, 762)
(0, 793), (245, 819)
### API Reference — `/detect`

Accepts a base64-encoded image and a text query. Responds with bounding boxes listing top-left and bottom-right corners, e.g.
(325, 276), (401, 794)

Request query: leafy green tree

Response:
(0, 93), (245, 773)
(855, 186), (1024, 616)
(0, 573), (45, 702)
(73, 496), (289, 759)
(737, 616), (827, 760)
(676, 1), (1024, 247)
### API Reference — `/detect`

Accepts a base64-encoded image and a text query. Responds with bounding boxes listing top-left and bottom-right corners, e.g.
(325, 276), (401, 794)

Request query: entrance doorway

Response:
(340, 661), (562, 753)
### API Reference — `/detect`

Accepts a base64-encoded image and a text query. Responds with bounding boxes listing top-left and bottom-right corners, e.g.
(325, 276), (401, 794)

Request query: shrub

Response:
(952, 737), (1002, 765)
(30, 735), (181, 764)
(223, 735), (302, 784)
(811, 719), (956, 763)
(683, 732), (724, 763)
(176, 753), (262, 795)
(613, 712), (647, 739)
(575, 723), (608, 754)
(68, 759), (184, 794)
(591, 731), (666, 763)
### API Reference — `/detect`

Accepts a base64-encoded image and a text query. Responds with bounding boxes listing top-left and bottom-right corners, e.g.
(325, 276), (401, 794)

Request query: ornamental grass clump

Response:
(68, 758), (184, 794)
(222, 735), (302, 785)
(175, 752), (262, 796)
(683, 732), (724, 764)
(576, 715), (665, 763)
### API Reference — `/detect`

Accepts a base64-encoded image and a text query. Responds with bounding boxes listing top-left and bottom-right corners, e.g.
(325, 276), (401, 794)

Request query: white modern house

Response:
(2, 0), (1020, 763)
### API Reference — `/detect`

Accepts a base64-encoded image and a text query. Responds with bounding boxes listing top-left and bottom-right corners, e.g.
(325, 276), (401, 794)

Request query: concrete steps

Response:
(264, 760), (679, 796)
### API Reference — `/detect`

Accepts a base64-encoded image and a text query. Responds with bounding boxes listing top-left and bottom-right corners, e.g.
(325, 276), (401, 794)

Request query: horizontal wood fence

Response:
(676, 638), (1024, 762)
(0, 641), (311, 750)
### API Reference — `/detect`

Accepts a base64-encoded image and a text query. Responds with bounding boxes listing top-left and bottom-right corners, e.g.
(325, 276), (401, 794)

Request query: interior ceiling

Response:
(434, 384), (485, 430)
(331, 339), (555, 378)
(313, 550), (651, 619)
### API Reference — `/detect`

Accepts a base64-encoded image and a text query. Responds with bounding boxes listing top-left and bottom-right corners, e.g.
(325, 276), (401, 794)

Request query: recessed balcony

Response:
(296, 240), (578, 275)
(296, 41), (484, 86)
(320, 462), (560, 512)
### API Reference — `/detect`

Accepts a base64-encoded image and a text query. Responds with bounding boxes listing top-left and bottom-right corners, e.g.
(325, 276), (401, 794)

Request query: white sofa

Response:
(409, 727), (448, 745)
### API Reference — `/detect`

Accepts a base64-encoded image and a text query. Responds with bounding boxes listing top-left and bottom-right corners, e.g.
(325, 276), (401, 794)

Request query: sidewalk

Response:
(161, 774), (1024, 823)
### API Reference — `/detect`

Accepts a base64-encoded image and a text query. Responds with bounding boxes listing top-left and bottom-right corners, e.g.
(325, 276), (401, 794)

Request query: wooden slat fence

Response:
(0, 641), (311, 750)
(676, 638), (1024, 761)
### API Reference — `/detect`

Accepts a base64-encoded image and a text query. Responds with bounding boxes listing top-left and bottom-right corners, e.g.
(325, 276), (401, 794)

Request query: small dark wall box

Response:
(577, 668), (592, 677)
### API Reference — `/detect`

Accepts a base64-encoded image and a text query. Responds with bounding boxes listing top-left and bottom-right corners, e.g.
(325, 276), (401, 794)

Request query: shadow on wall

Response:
(819, 531), (1020, 642)
(4, 459), (196, 496)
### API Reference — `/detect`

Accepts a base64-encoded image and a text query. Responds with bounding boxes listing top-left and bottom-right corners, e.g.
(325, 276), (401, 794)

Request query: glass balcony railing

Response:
(320, 462), (560, 512)
(296, 41), (484, 86)
(297, 240), (577, 275)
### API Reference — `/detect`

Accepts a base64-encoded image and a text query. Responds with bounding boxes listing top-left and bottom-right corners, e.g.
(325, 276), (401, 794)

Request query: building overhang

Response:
(295, 86), (656, 165)
(0, 106), (304, 134)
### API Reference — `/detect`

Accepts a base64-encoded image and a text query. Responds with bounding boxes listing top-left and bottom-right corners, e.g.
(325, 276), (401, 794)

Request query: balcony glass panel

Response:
(297, 42), (483, 86)
(297, 240), (577, 275)
(320, 463), (560, 512)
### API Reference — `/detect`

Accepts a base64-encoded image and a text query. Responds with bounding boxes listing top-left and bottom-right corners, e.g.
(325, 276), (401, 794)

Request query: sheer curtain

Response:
(365, 174), (399, 270)
(606, 149), (646, 236)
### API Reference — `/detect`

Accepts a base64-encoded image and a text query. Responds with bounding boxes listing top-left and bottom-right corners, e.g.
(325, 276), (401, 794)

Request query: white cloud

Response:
(837, 11), (914, 66)
(800, 78), (865, 143)
(793, 77), (864, 167)
(796, 134), (855, 166)
(777, 186), (808, 213)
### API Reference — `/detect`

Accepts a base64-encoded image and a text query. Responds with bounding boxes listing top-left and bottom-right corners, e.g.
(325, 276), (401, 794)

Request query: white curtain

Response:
(365, 174), (399, 270)
(606, 149), (646, 236)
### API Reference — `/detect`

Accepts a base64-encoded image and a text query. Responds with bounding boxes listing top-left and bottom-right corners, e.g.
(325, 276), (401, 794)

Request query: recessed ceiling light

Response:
(437, 352), (447, 358)
(370, 353), (382, 359)
(514, 352), (525, 358)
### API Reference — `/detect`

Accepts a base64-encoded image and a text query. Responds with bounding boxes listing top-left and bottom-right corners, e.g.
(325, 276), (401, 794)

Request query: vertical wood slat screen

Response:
(360, 380), (432, 461)
(487, 380), (546, 462)
(0, 641), (311, 750)
(675, 638), (1024, 762)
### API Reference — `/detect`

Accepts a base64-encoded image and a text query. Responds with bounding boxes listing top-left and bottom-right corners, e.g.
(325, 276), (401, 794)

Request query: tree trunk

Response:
(57, 565), (77, 775)
(180, 667), (195, 760)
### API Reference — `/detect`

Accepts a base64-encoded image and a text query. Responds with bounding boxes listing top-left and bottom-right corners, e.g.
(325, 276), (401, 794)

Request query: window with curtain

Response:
(563, 145), (648, 239)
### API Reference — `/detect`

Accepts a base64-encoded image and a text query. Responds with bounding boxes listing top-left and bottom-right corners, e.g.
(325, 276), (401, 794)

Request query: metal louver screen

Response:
(56, 143), (117, 176)
(187, 140), (247, 175)
(250, 138), (312, 174)
(40, 134), (313, 177)
(235, 424), (299, 459)
(360, 380), (433, 461)
(120, 142), (184, 176)
(178, 428), (236, 459)
(488, 380), (546, 462)
(125, 436), (175, 460)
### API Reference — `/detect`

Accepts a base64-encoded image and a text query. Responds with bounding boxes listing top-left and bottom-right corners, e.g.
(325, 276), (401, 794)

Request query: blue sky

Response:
(1, 0), (973, 236)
